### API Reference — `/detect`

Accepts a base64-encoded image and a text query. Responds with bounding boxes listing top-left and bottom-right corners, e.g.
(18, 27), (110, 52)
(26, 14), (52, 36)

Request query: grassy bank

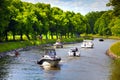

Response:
(0, 38), (83, 53)
(110, 41), (120, 56)
(81, 34), (120, 40)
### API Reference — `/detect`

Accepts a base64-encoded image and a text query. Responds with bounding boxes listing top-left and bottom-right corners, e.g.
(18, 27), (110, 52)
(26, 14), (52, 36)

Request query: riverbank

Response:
(106, 41), (120, 59)
(0, 38), (83, 58)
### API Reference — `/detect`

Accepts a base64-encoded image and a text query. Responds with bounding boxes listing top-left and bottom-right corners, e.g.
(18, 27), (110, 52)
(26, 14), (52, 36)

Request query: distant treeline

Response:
(0, 0), (120, 41)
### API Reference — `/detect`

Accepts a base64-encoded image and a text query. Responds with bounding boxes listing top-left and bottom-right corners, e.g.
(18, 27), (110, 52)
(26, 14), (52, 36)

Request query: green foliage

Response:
(109, 60), (120, 80)
(94, 11), (113, 35)
(0, 38), (82, 53)
(109, 17), (120, 36)
(85, 11), (105, 34)
(107, 0), (120, 16)
(0, 41), (33, 52)
(1, 0), (120, 42)
(110, 41), (120, 56)
(63, 38), (83, 43)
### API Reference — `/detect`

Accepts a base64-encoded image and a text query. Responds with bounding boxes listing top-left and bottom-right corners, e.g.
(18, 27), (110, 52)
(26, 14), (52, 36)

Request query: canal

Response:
(0, 38), (120, 80)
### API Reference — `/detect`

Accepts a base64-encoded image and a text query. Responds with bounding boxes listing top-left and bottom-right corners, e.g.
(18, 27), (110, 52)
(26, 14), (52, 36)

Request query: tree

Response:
(72, 13), (88, 36)
(109, 17), (120, 36)
(50, 7), (63, 39)
(94, 11), (113, 35)
(107, 0), (120, 16)
(0, 0), (13, 41)
(85, 11), (105, 34)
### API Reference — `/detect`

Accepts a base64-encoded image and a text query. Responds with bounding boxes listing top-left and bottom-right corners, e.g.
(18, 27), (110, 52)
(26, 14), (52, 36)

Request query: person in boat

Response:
(14, 50), (19, 57)
(70, 48), (78, 56)
(71, 47), (78, 52)
(75, 47), (78, 51)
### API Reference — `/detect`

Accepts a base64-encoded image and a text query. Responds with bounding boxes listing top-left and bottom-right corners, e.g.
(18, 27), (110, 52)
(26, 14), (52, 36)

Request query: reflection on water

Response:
(41, 65), (61, 71)
(0, 39), (120, 80)
(109, 60), (120, 80)
(0, 57), (9, 80)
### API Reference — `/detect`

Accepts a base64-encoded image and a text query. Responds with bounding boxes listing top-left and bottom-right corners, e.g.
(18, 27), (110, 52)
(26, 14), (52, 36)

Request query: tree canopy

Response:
(0, 0), (120, 41)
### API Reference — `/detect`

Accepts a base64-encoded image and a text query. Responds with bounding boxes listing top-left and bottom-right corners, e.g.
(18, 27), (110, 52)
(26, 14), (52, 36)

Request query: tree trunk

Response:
(46, 34), (48, 40)
(26, 34), (30, 40)
(67, 33), (70, 38)
(60, 34), (62, 39)
(20, 33), (23, 41)
(56, 32), (58, 39)
(65, 34), (67, 39)
(71, 33), (74, 38)
(51, 33), (53, 39)
(13, 33), (15, 41)
(5, 32), (8, 41)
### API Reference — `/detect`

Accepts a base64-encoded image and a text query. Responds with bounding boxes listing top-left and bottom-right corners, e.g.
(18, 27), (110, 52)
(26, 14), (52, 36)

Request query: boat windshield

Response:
(44, 49), (56, 56)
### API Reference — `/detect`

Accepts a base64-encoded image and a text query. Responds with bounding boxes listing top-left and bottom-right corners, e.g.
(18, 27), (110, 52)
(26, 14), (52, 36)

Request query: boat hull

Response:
(68, 51), (80, 57)
(54, 45), (63, 48)
(37, 58), (61, 67)
(99, 38), (104, 41)
(53, 42), (63, 48)
(81, 45), (93, 48)
(81, 40), (94, 48)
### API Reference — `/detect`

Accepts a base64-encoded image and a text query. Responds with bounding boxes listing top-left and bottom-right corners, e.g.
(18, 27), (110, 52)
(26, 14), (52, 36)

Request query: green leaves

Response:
(110, 17), (120, 35)
(107, 0), (120, 16)
(94, 11), (113, 35)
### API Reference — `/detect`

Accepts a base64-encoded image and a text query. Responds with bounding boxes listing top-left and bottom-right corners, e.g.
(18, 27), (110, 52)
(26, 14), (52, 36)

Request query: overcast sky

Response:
(21, 0), (112, 15)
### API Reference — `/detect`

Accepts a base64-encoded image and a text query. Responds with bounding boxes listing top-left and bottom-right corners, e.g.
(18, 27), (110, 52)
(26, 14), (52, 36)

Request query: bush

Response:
(110, 41), (120, 56)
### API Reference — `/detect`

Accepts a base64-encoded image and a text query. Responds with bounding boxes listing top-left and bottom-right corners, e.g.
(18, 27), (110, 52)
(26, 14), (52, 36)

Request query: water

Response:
(0, 38), (119, 80)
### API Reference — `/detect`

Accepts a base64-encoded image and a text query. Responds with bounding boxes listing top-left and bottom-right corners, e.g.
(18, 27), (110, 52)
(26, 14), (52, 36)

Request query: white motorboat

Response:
(53, 42), (63, 48)
(37, 49), (61, 67)
(81, 40), (94, 48)
(68, 48), (80, 57)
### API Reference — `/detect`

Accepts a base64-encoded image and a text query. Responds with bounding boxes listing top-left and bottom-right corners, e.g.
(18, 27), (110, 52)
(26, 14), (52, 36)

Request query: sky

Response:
(21, 0), (112, 15)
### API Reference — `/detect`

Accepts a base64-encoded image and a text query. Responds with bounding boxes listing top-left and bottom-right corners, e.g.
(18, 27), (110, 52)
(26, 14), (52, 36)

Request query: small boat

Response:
(7, 50), (20, 57)
(37, 49), (61, 67)
(68, 48), (80, 57)
(81, 40), (94, 48)
(99, 38), (104, 41)
(53, 42), (63, 48)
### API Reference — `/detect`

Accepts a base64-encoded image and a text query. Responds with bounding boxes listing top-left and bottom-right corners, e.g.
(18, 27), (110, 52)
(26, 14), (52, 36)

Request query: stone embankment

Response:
(106, 49), (120, 59)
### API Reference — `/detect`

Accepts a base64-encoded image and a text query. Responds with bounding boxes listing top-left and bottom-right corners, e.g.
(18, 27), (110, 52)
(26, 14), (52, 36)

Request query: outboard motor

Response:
(73, 52), (76, 56)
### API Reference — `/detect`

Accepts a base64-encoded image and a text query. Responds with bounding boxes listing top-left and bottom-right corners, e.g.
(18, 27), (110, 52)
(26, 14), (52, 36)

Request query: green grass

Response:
(110, 41), (120, 56)
(2, 34), (120, 54)
(62, 38), (83, 43)
(0, 41), (33, 53)
(0, 38), (83, 53)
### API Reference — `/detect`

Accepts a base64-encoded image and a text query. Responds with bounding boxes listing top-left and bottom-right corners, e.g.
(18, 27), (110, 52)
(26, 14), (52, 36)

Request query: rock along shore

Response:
(106, 49), (120, 59)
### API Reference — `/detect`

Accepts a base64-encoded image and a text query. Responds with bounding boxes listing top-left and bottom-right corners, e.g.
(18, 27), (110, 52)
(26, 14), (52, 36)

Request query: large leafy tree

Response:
(59, 12), (69, 38)
(65, 11), (75, 38)
(85, 11), (105, 34)
(34, 3), (50, 39)
(13, 1), (35, 40)
(72, 13), (88, 36)
(50, 7), (63, 39)
(109, 17), (120, 36)
(94, 11), (113, 35)
(0, 0), (13, 41)
(107, 0), (120, 16)
(7, 0), (23, 40)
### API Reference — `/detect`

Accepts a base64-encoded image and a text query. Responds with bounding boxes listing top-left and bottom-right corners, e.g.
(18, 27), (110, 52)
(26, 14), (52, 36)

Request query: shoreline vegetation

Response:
(106, 41), (120, 60)
(1, 34), (120, 59)
(0, 38), (83, 53)
(0, 38), (83, 58)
